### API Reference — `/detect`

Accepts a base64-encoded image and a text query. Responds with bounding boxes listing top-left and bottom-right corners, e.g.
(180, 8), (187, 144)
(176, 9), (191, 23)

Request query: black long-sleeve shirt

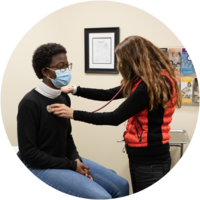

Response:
(73, 82), (170, 164)
(17, 89), (81, 171)
(74, 82), (149, 126)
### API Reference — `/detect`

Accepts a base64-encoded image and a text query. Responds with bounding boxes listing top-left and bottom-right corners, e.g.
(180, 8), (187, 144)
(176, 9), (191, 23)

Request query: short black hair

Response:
(32, 43), (67, 79)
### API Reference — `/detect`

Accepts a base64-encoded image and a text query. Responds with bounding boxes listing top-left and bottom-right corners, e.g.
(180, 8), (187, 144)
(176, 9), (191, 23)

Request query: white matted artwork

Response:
(84, 27), (119, 74)
(89, 33), (114, 69)
(92, 37), (112, 64)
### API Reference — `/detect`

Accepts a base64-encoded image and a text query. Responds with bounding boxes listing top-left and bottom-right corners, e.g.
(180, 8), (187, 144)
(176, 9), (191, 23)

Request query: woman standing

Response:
(49, 36), (182, 193)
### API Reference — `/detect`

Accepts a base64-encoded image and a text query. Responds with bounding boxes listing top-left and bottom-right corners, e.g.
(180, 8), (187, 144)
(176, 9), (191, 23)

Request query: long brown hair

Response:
(115, 36), (182, 110)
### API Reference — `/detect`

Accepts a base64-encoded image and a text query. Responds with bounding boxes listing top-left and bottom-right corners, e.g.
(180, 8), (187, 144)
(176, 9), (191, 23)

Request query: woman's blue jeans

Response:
(25, 158), (129, 199)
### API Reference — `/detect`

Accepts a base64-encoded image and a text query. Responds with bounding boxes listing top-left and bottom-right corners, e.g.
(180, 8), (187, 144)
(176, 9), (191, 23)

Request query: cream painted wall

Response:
(1, 1), (198, 194)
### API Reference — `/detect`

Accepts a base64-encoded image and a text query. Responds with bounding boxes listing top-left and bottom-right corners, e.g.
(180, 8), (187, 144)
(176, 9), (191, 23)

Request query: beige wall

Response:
(1, 1), (198, 194)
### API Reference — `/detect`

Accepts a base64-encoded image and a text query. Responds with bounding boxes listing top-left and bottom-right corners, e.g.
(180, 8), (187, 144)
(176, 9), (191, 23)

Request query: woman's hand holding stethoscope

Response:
(48, 103), (74, 119)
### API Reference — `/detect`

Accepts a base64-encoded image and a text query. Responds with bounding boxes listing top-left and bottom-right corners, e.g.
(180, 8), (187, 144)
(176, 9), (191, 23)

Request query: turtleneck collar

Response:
(35, 81), (62, 99)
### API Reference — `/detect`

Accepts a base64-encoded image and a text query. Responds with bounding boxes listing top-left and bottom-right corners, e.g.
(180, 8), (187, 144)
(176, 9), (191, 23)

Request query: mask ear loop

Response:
(46, 67), (55, 80)
(46, 75), (51, 80)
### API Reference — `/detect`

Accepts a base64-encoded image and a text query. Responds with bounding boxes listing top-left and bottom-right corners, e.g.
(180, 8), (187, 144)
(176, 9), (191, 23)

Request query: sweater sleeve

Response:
(74, 86), (124, 101)
(73, 82), (149, 126)
(17, 101), (77, 171)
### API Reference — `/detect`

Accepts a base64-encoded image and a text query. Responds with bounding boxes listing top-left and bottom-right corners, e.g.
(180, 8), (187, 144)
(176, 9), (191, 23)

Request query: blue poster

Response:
(181, 48), (194, 74)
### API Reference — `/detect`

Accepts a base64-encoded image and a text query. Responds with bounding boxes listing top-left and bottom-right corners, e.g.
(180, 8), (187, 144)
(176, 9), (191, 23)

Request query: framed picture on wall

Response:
(84, 27), (119, 74)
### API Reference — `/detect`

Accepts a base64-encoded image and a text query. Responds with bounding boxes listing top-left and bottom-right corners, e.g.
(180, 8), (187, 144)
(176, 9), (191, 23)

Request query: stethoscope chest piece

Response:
(47, 105), (52, 111)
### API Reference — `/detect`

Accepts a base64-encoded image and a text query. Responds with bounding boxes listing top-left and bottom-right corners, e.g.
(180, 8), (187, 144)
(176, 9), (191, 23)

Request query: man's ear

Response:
(41, 68), (48, 77)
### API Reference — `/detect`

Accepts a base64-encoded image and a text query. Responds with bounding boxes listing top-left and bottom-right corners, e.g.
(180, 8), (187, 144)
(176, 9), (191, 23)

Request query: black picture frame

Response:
(84, 27), (119, 74)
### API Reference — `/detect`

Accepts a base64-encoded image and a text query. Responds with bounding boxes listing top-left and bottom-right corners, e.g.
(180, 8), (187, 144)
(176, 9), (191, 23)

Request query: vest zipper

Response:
(135, 121), (139, 141)
(135, 120), (143, 143)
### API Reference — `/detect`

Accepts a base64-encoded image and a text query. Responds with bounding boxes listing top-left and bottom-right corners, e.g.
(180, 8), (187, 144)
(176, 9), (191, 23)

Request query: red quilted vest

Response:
(123, 72), (177, 147)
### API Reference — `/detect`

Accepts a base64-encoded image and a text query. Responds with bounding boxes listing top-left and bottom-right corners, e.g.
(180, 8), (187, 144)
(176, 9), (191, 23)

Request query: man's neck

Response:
(35, 80), (62, 99)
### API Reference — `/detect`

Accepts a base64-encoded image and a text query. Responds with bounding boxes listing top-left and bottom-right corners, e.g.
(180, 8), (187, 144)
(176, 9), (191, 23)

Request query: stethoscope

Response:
(46, 84), (125, 112)
(92, 84), (125, 113)
(91, 84), (126, 152)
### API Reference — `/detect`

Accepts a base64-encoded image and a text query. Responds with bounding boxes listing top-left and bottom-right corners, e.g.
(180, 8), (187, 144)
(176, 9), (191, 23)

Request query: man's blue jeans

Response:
(26, 158), (129, 199)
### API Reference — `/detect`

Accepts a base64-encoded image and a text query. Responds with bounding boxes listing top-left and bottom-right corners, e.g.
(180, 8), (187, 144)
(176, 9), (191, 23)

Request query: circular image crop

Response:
(1, 1), (199, 198)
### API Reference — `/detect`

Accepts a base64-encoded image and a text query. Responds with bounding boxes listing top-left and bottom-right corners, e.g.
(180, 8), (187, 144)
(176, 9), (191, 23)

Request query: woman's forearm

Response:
(73, 82), (149, 126)
(74, 86), (123, 101)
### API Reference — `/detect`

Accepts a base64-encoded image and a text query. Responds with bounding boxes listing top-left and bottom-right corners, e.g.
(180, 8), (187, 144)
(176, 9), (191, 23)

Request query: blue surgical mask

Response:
(46, 68), (71, 88)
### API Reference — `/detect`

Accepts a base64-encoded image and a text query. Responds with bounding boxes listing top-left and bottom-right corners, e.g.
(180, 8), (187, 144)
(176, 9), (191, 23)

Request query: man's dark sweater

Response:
(17, 89), (81, 171)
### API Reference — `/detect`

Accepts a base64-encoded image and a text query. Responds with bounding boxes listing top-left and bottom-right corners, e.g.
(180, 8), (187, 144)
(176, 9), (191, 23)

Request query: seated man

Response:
(17, 43), (129, 199)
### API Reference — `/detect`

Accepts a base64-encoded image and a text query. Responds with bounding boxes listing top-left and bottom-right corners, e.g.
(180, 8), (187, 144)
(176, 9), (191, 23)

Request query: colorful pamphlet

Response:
(193, 78), (199, 103)
(181, 48), (194, 74)
(160, 48), (168, 57)
(169, 48), (181, 74)
(181, 77), (193, 103)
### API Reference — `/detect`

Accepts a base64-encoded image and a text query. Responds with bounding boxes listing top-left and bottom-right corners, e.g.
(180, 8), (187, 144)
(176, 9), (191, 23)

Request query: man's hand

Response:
(62, 86), (74, 94)
(75, 159), (93, 181)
